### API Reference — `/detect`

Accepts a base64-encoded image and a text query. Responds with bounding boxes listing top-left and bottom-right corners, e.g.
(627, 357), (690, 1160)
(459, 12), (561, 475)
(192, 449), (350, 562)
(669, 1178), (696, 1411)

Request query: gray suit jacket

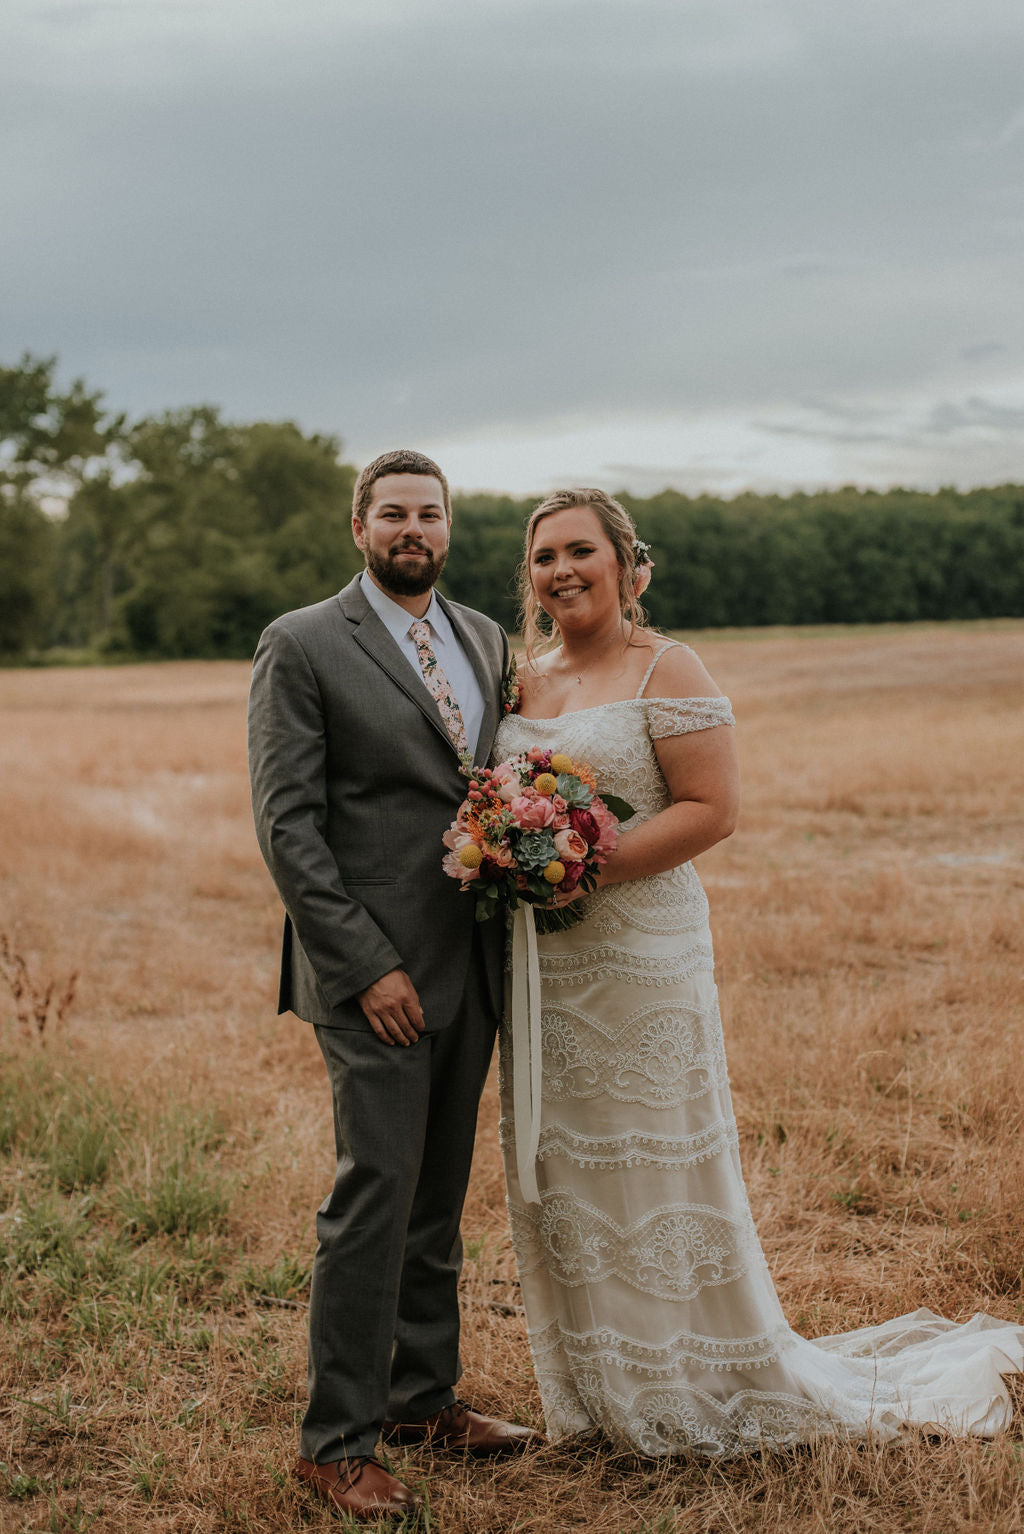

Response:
(248, 575), (509, 1031)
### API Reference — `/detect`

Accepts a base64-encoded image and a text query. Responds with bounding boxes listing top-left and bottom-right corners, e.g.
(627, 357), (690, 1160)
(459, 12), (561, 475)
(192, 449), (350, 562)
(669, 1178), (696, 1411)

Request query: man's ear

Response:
(352, 515), (365, 551)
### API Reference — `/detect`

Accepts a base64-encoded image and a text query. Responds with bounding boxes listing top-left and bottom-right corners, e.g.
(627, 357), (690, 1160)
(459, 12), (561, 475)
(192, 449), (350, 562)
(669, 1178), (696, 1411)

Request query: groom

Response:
(248, 449), (539, 1521)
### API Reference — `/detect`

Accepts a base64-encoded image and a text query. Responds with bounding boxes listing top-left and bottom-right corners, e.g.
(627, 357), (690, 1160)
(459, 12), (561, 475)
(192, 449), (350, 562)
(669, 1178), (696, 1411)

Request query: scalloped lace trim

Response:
(509, 1191), (761, 1300)
(533, 1119), (739, 1171)
(529, 1317), (791, 1376)
(538, 942), (714, 988)
(539, 1371), (836, 1456)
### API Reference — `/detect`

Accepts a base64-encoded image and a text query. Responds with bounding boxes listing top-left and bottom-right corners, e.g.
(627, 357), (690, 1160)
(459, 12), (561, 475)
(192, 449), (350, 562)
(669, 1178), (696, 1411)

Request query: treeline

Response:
(2, 354), (1023, 659)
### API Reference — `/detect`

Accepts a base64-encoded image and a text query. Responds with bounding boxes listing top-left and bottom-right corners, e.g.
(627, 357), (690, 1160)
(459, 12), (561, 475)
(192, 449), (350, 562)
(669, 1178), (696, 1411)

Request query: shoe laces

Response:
(435, 1399), (470, 1430)
(340, 1455), (373, 1488)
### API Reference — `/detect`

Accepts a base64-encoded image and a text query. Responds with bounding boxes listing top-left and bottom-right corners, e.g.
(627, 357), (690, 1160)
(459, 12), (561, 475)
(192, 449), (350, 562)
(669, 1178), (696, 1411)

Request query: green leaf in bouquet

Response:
(600, 792), (635, 822)
(473, 883), (502, 922)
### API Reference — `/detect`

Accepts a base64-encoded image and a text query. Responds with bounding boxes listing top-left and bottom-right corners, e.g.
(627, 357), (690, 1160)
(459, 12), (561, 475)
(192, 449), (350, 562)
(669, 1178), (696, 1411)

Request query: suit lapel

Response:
(339, 577), (460, 757)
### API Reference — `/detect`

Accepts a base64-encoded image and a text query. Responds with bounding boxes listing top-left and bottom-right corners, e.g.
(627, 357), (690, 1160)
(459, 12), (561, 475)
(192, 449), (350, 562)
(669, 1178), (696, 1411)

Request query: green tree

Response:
(0, 354), (121, 654)
(82, 409), (360, 657)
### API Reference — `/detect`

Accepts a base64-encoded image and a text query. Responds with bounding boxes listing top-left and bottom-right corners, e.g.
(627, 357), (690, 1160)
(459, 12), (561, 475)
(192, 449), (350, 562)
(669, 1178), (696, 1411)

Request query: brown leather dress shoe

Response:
(381, 1399), (544, 1456)
(294, 1454), (421, 1521)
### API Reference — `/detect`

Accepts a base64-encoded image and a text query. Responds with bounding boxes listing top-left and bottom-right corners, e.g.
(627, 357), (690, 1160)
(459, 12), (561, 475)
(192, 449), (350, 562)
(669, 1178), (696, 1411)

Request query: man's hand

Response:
(357, 969), (426, 1046)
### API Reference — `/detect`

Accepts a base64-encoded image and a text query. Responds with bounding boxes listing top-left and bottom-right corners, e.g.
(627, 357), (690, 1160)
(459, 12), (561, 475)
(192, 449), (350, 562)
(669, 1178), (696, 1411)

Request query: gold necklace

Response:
(564, 629), (628, 686)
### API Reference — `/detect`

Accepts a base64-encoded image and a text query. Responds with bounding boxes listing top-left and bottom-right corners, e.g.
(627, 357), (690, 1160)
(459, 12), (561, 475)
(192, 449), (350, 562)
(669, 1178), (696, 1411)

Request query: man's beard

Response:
(365, 540), (448, 597)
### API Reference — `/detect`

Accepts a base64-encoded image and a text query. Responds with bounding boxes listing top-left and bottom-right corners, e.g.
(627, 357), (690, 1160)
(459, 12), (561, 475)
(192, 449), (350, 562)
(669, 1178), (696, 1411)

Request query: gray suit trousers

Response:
(300, 936), (497, 1463)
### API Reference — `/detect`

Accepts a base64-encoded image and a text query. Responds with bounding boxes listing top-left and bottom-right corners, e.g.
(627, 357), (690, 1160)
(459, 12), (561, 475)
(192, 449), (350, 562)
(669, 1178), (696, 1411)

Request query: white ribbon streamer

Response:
(511, 902), (543, 1204)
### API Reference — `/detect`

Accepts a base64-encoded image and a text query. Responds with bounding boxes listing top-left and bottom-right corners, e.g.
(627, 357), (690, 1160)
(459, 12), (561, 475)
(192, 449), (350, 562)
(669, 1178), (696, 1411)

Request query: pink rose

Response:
(510, 793), (556, 829)
(553, 827), (589, 863)
(491, 762), (522, 803)
(552, 813), (571, 829)
(526, 747), (548, 763)
(569, 808), (600, 846)
(551, 794), (568, 813)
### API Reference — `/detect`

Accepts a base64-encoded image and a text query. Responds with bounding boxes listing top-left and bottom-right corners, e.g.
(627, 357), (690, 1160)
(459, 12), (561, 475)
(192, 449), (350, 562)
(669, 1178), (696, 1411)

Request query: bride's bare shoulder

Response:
(642, 640), (725, 700)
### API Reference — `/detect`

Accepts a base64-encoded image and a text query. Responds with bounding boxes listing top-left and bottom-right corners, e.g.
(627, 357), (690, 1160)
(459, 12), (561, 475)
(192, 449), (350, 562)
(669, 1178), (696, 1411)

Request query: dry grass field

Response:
(1, 621), (1023, 1533)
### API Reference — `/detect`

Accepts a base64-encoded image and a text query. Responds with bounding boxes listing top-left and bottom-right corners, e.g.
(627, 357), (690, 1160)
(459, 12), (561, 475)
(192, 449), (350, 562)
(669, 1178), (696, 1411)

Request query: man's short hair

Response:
(352, 449), (452, 525)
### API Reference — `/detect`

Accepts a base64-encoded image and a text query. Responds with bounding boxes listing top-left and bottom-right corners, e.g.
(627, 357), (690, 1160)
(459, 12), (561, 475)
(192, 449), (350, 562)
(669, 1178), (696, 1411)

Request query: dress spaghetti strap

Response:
(634, 640), (681, 698)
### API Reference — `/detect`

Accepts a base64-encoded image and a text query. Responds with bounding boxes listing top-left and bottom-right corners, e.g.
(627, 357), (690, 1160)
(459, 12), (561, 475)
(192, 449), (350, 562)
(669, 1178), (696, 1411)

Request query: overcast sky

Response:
(4, 0), (1024, 496)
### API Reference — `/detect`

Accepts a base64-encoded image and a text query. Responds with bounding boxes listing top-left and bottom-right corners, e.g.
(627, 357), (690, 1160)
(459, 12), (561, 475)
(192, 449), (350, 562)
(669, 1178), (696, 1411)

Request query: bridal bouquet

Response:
(442, 748), (633, 932)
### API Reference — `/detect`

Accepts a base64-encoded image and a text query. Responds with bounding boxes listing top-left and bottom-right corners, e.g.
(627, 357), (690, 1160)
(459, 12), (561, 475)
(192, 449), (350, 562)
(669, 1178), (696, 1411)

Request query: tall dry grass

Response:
(0, 624), (1022, 1533)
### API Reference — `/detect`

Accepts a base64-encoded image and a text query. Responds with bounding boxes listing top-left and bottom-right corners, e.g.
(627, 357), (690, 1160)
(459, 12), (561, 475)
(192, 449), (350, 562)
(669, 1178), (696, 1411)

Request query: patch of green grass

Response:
(117, 1108), (233, 1240)
(0, 1459), (43, 1498)
(1, 1189), (92, 1277)
(129, 1449), (169, 1502)
(238, 1251), (310, 1301)
(23, 1491), (103, 1532)
(119, 1155), (232, 1239)
(46, 1091), (122, 1192)
(0, 1052), (54, 1154)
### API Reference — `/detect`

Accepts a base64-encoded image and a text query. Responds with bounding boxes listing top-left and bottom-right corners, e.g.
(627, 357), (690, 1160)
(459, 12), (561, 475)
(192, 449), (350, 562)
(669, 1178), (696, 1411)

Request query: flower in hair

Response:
(632, 536), (654, 597)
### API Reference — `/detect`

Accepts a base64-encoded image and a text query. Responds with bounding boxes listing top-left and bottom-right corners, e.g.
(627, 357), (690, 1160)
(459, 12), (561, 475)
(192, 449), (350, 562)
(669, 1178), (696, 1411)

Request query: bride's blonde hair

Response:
(516, 488), (649, 661)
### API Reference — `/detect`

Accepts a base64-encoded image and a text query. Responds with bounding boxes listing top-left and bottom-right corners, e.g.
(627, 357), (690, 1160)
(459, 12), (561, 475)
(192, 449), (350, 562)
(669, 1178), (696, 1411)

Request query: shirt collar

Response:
(359, 569), (448, 644)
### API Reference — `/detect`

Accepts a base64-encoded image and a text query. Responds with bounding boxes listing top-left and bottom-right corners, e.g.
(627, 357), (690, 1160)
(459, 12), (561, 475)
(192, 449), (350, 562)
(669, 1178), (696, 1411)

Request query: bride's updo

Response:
(517, 488), (650, 658)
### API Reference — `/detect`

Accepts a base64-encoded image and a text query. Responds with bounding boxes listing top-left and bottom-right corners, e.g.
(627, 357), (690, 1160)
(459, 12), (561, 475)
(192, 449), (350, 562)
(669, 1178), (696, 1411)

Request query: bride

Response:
(494, 487), (1024, 1456)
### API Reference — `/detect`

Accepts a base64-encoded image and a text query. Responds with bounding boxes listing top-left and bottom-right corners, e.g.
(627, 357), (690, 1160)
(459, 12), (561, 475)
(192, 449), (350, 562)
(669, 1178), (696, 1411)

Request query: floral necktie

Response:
(408, 619), (469, 755)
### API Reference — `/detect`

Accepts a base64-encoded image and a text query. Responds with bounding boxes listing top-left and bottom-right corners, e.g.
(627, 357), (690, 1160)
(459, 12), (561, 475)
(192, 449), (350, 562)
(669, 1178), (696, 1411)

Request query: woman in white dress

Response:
(494, 488), (1024, 1457)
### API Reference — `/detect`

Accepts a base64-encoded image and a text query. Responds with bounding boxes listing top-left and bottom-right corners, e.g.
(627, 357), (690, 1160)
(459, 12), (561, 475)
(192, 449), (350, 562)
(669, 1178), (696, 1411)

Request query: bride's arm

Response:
(598, 644), (739, 886)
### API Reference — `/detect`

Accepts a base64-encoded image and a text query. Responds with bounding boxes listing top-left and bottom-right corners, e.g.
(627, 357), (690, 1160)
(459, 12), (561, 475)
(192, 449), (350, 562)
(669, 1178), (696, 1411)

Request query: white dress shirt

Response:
(359, 570), (486, 758)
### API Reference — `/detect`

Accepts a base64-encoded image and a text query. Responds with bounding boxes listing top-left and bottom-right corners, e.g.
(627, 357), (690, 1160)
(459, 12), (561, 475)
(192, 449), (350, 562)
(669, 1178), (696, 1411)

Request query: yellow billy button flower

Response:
(543, 860), (566, 884)
(458, 844), (484, 869)
(534, 773), (558, 796)
(549, 753), (574, 775)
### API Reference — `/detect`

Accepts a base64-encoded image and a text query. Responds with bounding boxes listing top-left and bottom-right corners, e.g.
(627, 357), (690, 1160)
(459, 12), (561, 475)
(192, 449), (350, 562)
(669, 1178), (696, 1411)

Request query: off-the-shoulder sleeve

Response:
(647, 696), (735, 738)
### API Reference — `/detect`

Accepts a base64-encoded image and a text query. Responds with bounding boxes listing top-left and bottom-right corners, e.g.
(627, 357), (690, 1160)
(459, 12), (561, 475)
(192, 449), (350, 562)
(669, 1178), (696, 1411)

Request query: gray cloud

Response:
(3, 0), (1024, 488)
(925, 396), (1024, 433)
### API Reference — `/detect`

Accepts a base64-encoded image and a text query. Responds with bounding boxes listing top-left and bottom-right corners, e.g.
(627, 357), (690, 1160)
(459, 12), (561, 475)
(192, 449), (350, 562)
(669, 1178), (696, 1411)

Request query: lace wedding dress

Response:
(494, 652), (1024, 1456)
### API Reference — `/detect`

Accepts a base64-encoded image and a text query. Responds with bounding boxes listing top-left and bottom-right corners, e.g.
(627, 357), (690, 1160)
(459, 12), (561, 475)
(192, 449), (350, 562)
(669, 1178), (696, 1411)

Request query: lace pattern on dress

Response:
(529, 1119), (741, 1172)
(538, 942), (714, 988)
(646, 697), (735, 738)
(585, 863), (710, 937)
(529, 1316), (792, 1376)
(509, 1192), (760, 1301)
(538, 997), (730, 1107)
(594, 1379), (836, 1456)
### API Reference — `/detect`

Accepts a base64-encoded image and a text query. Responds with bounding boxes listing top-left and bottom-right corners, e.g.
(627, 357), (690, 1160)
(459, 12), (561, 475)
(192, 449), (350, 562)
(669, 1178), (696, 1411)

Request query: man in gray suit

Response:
(248, 449), (539, 1521)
